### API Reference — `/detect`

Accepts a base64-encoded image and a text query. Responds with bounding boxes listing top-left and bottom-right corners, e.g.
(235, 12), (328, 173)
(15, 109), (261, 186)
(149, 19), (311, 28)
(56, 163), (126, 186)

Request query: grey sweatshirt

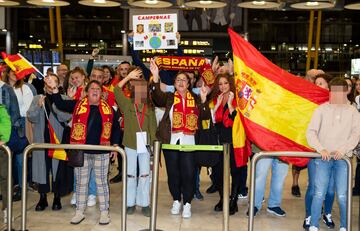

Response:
(306, 102), (360, 157)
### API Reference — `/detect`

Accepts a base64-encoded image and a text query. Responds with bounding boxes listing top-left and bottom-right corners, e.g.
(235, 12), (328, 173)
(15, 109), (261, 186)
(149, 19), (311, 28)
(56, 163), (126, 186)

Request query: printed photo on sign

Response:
(133, 13), (178, 50)
(165, 22), (173, 32)
(135, 40), (144, 48)
(149, 23), (161, 32)
(136, 24), (144, 34)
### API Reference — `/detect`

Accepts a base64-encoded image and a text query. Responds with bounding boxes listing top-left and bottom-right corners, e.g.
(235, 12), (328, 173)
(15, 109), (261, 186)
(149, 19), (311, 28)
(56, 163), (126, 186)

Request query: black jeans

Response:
(213, 144), (248, 196)
(163, 149), (196, 204)
(354, 157), (360, 191)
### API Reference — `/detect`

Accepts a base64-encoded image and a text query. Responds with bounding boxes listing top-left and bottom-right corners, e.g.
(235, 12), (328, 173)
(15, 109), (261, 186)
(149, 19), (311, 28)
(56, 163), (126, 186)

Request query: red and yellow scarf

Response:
(70, 97), (113, 145)
(172, 91), (199, 135)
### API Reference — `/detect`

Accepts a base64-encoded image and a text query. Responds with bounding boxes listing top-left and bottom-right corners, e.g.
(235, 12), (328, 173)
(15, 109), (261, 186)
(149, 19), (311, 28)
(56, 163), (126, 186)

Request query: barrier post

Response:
(0, 145), (13, 231)
(20, 143), (127, 231)
(223, 143), (230, 231)
(248, 152), (353, 231)
(139, 140), (162, 231)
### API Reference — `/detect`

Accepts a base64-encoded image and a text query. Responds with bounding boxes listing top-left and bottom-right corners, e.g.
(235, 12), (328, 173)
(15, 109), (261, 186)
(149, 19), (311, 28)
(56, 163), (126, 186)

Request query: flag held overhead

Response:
(1, 52), (37, 80)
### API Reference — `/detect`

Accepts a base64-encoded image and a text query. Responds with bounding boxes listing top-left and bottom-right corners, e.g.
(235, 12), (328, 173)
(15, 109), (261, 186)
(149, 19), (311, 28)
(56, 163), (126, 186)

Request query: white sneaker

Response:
(182, 203), (191, 218)
(3, 209), (7, 224)
(339, 228), (346, 231)
(87, 194), (96, 207)
(170, 200), (181, 215)
(70, 193), (76, 206)
(309, 226), (319, 231)
(99, 211), (110, 225)
(3, 209), (14, 224)
(70, 210), (85, 225)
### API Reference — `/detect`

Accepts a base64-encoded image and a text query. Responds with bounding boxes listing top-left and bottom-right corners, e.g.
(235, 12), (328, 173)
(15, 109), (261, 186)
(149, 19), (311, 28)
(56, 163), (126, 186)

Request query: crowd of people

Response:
(0, 44), (360, 231)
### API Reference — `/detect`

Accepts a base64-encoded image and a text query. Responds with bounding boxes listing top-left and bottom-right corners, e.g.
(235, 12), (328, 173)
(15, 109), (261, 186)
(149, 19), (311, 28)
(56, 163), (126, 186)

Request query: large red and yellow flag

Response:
(228, 28), (329, 167)
(48, 121), (68, 161)
(1, 52), (36, 80)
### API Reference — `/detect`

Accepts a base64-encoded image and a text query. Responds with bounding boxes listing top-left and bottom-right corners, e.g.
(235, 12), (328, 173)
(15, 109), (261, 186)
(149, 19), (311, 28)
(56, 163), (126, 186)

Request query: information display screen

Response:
(351, 58), (360, 75)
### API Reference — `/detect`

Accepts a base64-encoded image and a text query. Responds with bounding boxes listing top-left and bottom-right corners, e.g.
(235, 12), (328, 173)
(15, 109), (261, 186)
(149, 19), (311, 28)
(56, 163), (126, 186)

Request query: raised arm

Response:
(128, 32), (151, 81)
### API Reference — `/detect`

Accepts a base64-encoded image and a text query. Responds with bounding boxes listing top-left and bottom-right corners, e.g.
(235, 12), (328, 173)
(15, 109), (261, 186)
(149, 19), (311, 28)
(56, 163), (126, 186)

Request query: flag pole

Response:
(17, 53), (46, 79)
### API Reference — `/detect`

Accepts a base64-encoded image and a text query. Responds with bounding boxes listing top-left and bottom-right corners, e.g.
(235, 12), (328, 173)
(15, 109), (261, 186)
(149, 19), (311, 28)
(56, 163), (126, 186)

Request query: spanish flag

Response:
(48, 121), (68, 161)
(229, 28), (329, 167)
(1, 52), (36, 80)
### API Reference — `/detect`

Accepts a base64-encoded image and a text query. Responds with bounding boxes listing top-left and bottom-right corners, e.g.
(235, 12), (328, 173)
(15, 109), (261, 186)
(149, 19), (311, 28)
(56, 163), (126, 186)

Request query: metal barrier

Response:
(0, 144), (13, 231)
(142, 143), (229, 231)
(20, 143), (127, 231)
(248, 152), (353, 231)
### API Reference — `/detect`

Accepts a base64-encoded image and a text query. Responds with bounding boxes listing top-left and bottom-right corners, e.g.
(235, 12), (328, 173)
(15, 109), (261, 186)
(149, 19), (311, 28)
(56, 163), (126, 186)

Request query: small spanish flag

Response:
(229, 28), (329, 167)
(1, 52), (36, 80)
(48, 121), (68, 161)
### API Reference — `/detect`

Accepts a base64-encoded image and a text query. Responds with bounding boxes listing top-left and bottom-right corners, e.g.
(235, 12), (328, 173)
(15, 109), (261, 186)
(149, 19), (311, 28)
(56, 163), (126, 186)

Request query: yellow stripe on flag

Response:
(232, 111), (246, 148)
(234, 56), (318, 148)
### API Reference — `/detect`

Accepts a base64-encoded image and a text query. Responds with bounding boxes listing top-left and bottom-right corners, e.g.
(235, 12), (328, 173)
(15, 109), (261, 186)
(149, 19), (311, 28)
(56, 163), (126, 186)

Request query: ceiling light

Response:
(0, 0), (20, 6)
(27, 0), (70, 6)
(145, 0), (158, 4)
(237, 0), (280, 9)
(185, 0), (226, 8)
(344, 1), (360, 10)
(128, 0), (172, 8)
(79, 0), (121, 7)
(290, 1), (335, 10)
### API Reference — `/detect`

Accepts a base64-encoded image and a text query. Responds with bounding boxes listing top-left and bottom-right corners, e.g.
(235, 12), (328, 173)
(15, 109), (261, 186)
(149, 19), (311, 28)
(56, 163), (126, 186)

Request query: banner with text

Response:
(155, 56), (206, 71)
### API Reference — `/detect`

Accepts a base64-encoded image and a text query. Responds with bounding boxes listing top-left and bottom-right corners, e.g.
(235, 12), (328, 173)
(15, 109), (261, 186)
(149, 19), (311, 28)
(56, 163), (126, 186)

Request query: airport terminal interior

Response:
(0, 0), (360, 231)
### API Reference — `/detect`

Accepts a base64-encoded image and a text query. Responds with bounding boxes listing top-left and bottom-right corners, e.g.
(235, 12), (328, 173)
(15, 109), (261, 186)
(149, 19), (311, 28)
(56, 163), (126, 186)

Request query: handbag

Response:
(67, 109), (96, 168)
(67, 149), (84, 167)
(194, 119), (221, 167)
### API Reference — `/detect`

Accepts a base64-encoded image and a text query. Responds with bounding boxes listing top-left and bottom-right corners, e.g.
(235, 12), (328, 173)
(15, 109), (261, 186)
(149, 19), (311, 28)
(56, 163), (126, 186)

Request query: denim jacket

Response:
(0, 80), (21, 127)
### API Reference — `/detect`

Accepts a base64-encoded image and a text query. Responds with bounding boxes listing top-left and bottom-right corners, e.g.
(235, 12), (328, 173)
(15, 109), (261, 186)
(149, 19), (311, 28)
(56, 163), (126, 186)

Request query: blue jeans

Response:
(195, 167), (201, 192)
(15, 153), (23, 189)
(125, 147), (150, 207)
(310, 159), (348, 228)
(305, 159), (335, 217)
(254, 158), (289, 209)
(73, 169), (96, 196)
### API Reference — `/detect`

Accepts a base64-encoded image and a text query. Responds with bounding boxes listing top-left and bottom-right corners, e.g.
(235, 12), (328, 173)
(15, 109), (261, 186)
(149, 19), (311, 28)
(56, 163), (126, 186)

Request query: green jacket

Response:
(114, 86), (157, 150)
(0, 105), (11, 143)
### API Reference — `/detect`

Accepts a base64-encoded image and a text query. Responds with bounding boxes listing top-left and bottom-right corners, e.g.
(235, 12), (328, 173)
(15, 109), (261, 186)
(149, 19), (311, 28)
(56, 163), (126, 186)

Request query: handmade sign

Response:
(133, 14), (178, 50)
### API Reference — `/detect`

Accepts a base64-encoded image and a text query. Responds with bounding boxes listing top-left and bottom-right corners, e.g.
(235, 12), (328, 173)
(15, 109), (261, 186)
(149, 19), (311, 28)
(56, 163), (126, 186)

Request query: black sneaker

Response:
(246, 207), (259, 217)
(267, 207), (286, 217)
(238, 190), (248, 199)
(353, 188), (360, 196)
(194, 190), (204, 201)
(110, 174), (122, 184)
(322, 214), (335, 229)
(291, 185), (301, 197)
(303, 216), (311, 230)
(206, 184), (217, 194)
(13, 191), (21, 202)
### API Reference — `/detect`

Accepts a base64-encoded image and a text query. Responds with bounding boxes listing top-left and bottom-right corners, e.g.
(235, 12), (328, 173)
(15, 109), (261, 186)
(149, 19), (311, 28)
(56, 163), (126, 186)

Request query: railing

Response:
(140, 143), (229, 231)
(0, 144), (13, 231)
(20, 143), (127, 231)
(248, 152), (353, 231)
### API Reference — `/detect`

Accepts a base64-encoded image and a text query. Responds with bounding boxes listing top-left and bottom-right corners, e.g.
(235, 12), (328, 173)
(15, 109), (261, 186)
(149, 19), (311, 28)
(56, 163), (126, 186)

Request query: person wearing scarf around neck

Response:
(149, 58), (210, 219)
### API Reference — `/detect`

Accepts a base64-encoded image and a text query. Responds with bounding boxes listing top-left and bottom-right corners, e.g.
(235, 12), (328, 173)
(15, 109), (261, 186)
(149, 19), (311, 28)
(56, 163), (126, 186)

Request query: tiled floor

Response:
(1, 160), (359, 231)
